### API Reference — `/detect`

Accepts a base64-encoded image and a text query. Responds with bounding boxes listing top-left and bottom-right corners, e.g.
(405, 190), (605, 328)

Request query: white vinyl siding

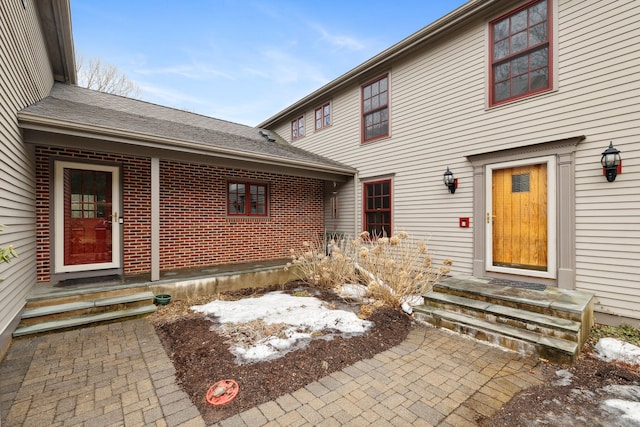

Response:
(0, 0), (54, 342)
(273, 0), (640, 322)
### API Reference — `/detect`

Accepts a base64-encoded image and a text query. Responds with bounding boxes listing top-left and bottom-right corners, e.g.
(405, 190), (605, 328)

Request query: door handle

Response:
(486, 212), (496, 224)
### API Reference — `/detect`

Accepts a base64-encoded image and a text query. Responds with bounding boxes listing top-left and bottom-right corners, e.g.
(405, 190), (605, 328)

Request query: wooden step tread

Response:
(22, 292), (155, 319)
(414, 305), (578, 355)
(423, 291), (582, 333)
(13, 305), (157, 337)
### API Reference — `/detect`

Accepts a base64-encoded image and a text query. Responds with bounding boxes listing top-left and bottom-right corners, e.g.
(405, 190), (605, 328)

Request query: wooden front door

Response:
(491, 163), (548, 271)
(54, 161), (121, 273)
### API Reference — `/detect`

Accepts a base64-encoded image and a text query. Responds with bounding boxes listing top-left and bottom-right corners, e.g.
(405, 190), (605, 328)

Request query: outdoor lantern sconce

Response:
(601, 142), (622, 182)
(443, 167), (457, 194)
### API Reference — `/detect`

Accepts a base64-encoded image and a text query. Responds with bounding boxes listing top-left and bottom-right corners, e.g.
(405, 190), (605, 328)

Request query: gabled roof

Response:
(258, 0), (504, 129)
(18, 83), (356, 178)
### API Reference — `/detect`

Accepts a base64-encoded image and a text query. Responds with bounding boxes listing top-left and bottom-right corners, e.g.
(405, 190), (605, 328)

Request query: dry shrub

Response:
(219, 319), (293, 347)
(289, 231), (453, 312)
(355, 231), (452, 310)
(287, 235), (358, 289)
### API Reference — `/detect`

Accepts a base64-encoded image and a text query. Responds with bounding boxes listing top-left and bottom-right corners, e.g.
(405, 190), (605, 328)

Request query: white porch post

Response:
(151, 157), (160, 281)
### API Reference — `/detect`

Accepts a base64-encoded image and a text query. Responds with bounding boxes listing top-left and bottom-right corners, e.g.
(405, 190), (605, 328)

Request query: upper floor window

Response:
(490, 0), (551, 106)
(228, 181), (268, 216)
(363, 179), (391, 238)
(291, 116), (305, 140)
(315, 102), (331, 130)
(361, 74), (389, 142)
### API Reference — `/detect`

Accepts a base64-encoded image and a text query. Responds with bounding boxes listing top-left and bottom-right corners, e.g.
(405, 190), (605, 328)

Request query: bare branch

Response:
(75, 54), (141, 98)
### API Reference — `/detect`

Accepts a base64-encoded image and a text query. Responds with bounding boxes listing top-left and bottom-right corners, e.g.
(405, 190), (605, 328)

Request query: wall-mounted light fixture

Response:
(601, 142), (622, 182)
(443, 167), (457, 194)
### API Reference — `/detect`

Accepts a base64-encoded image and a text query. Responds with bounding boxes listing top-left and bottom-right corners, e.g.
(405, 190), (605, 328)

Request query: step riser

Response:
(19, 299), (153, 326)
(13, 306), (157, 337)
(434, 286), (583, 323)
(423, 300), (581, 343)
(416, 312), (574, 365)
(25, 286), (152, 309)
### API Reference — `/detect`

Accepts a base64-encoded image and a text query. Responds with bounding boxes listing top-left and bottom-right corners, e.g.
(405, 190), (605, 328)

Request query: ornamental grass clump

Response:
(287, 235), (357, 289)
(289, 231), (452, 313)
(354, 231), (452, 310)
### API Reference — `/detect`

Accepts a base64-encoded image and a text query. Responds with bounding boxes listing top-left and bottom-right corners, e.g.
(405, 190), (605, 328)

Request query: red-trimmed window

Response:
(315, 102), (331, 130)
(291, 116), (305, 140)
(490, 0), (551, 106)
(361, 75), (389, 142)
(363, 179), (391, 237)
(228, 181), (268, 216)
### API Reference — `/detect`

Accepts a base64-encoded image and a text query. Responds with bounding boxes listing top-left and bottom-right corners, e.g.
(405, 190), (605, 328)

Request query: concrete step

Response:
(434, 276), (594, 331)
(413, 305), (579, 364)
(13, 305), (157, 337)
(22, 291), (155, 318)
(423, 291), (583, 342)
(24, 285), (152, 309)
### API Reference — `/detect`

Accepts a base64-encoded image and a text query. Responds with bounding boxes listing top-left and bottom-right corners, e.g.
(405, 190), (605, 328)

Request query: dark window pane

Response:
(371, 82), (379, 96)
(495, 62), (510, 81)
(512, 74), (529, 96)
(530, 68), (549, 90)
(494, 39), (509, 60)
(494, 19), (508, 41)
(510, 10), (527, 33)
(529, 22), (547, 45)
(363, 86), (371, 98)
(511, 31), (528, 54)
(379, 77), (387, 91)
(529, 1), (547, 25)
(380, 92), (388, 106)
(363, 99), (371, 113)
(512, 174), (530, 193)
(511, 56), (529, 75)
(372, 95), (379, 109)
(530, 47), (548, 69)
(495, 81), (510, 101)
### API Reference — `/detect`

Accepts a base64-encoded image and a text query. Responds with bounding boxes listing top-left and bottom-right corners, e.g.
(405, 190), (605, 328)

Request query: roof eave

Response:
(258, 0), (501, 129)
(18, 112), (357, 176)
(36, 0), (77, 84)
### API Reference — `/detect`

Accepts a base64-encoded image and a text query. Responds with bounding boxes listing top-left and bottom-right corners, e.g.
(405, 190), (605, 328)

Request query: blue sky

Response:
(71, 1), (468, 126)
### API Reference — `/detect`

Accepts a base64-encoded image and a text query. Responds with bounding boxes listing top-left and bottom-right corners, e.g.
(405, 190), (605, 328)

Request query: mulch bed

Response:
(152, 284), (412, 424)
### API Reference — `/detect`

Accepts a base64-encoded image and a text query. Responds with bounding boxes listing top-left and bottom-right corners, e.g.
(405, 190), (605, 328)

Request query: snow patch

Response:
(595, 338), (640, 366)
(553, 369), (573, 386)
(601, 399), (640, 425)
(191, 291), (372, 364)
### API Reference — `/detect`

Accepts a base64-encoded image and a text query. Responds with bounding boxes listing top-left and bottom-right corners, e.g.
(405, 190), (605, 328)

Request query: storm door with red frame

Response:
(54, 161), (121, 273)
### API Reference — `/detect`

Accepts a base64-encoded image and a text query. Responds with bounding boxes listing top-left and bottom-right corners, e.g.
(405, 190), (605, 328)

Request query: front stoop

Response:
(13, 289), (157, 337)
(413, 275), (594, 364)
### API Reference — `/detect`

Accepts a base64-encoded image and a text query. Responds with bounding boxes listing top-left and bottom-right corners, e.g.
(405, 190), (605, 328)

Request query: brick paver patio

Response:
(0, 318), (543, 426)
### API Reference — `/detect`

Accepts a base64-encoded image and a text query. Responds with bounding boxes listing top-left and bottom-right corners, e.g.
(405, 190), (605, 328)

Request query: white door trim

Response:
(54, 161), (121, 273)
(485, 155), (557, 279)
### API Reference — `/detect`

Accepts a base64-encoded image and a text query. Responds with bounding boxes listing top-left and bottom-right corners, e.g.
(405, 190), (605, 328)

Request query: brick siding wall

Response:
(35, 146), (324, 281)
(159, 161), (324, 269)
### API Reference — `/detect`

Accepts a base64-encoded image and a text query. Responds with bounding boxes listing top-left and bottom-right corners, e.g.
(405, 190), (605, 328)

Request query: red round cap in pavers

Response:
(206, 379), (239, 406)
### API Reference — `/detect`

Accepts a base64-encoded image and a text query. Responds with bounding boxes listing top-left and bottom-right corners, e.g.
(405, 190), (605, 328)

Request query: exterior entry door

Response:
(54, 161), (121, 273)
(486, 157), (556, 278)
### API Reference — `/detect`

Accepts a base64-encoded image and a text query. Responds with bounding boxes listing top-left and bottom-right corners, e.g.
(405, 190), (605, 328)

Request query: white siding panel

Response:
(0, 0), (53, 341)
(269, 0), (640, 321)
